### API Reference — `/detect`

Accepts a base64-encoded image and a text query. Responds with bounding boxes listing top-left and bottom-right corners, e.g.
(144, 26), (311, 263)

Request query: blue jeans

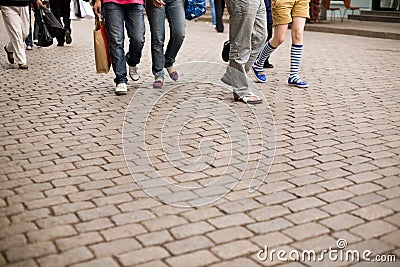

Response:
(146, 0), (185, 79)
(209, 0), (216, 25)
(104, 2), (145, 85)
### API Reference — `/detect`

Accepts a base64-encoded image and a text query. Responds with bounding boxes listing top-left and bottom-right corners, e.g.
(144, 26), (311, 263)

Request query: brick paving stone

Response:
(70, 257), (120, 267)
(26, 196), (68, 210)
(10, 208), (50, 223)
(384, 213), (400, 227)
(92, 193), (132, 206)
(170, 221), (215, 239)
(56, 232), (103, 251)
(346, 172), (383, 184)
(350, 220), (397, 239)
(351, 204), (395, 221)
(291, 235), (337, 252)
(75, 218), (114, 233)
(211, 240), (259, 260)
(135, 260), (169, 267)
(321, 200), (359, 215)
(377, 187), (400, 199)
(77, 205), (120, 221)
(37, 247), (93, 267)
(164, 236), (214, 255)
(217, 198), (262, 214)
(166, 250), (219, 267)
(90, 238), (142, 257)
(27, 225), (77, 242)
(208, 213), (255, 229)
(320, 214), (364, 231)
(67, 190), (105, 202)
(317, 168), (352, 180)
(347, 239), (395, 255)
(350, 193), (386, 207)
(380, 230), (400, 247)
(6, 260), (38, 267)
(210, 258), (261, 267)
(375, 176), (400, 188)
(345, 183), (383, 195)
(101, 223), (147, 241)
(251, 232), (293, 248)
(247, 218), (294, 234)
(36, 214), (79, 228)
(284, 197), (326, 212)
(53, 201), (96, 216)
(285, 208), (330, 224)
(256, 191), (297, 205)
(282, 222), (330, 241)
(0, 222), (38, 238)
(142, 215), (188, 231)
(248, 205), (291, 221)
(207, 226), (253, 244)
(119, 247), (170, 266)
(6, 242), (57, 262)
(317, 190), (355, 202)
(381, 198), (400, 212)
(136, 230), (174, 246)
(118, 198), (161, 212)
(0, 235), (27, 252)
(288, 184), (326, 197)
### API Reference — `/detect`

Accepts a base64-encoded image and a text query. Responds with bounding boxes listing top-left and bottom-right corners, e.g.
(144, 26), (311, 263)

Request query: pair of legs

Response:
(104, 2), (145, 89)
(49, 0), (71, 45)
(221, 0), (266, 104)
(146, 0), (185, 88)
(1, 6), (30, 68)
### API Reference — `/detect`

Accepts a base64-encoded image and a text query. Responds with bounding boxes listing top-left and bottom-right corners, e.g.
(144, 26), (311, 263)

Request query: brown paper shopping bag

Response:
(93, 16), (111, 74)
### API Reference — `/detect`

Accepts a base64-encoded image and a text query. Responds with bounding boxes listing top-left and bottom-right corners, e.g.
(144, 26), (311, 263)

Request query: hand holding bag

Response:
(35, 7), (53, 47)
(93, 16), (111, 74)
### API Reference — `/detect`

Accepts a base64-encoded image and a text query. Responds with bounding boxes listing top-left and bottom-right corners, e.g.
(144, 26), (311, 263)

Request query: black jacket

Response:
(0, 0), (30, 6)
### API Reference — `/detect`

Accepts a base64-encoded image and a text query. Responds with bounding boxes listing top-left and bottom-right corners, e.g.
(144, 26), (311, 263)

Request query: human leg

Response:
(1, 6), (29, 66)
(288, 16), (308, 88)
(164, 0), (185, 80)
(214, 0), (224, 32)
(49, 0), (65, 45)
(104, 2), (128, 86)
(146, 1), (166, 81)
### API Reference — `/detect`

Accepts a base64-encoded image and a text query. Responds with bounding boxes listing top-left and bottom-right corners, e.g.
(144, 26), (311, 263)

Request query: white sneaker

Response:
(26, 45), (33, 50)
(115, 83), (128, 95)
(129, 65), (140, 81)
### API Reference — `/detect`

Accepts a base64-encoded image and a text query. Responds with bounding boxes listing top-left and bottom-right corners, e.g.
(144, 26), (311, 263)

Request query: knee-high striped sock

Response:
(253, 41), (276, 71)
(289, 44), (303, 79)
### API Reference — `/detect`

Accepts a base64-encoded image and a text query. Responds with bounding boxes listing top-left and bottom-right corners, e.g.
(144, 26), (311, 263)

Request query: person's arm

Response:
(152, 0), (165, 8)
(93, 0), (102, 16)
(36, 0), (43, 7)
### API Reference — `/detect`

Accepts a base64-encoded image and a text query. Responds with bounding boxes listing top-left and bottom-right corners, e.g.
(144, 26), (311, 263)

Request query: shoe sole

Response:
(4, 46), (14, 64)
(251, 67), (267, 83)
(129, 74), (140, 81)
(288, 83), (309, 88)
(115, 91), (127, 95)
(233, 93), (263, 105)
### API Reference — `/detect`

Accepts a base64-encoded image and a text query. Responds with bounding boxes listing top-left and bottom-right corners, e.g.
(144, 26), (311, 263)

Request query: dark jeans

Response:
(146, 0), (185, 79)
(104, 2), (145, 85)
(214, 0), (225, 32)
(49, 0), (71, 44)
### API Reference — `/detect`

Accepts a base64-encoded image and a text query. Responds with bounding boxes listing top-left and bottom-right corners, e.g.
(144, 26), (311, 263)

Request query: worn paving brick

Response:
(208, 213), (255, 229)
(351, 204), (395, 221)
(206, 226), (253, 244)
(77, 205), (120, 221)
(56, 232), (103, 252)
(27, 225), (77, 242)
(70, 257), (120, 267)
(211, 240), (259, 260)
(251, 232), (293, 248)
(6, 242), (57, 262)
(317, 189), (355, 202)
(136, 230), (174, 246)
(164, 236), (214, 255)
(166, 250), (219, 267)
(248, 205), (291, 221)
(282, 222), (330, 241)
(285, 208), (330, 224)
(75, 218), (114, 233)
(284, 197), (326, 212)
(118, 247), (170, 266)
(90, 238), (142, 257)
(37, 247), (93, 267)
(101, 223), (147, 241)
(350, 220), (397, 239)
(320, 214), (364, 231)
(247, 218), (294, 234)
(170, 221), (215, 239)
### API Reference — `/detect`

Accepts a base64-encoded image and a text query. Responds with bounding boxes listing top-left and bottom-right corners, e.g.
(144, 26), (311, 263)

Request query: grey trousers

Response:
(221, 0), (266, 96)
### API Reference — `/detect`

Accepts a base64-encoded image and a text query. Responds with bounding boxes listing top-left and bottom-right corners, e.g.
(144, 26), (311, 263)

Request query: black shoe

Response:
(4, 46), (14, 64)
(65, 31), (72, 44)
(263, 62), (274, 68)
(222, 40), (230, 62)
(18, 64), (28, 70)
(57, 42), (64, 46)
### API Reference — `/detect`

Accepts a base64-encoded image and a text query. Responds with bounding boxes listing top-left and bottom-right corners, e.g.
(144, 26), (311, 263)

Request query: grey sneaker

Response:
(115, 83), (127, 95)
(129, 65), (140, 81)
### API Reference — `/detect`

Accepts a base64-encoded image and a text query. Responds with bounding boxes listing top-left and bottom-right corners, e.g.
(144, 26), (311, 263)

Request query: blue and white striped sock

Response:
(253, 41), (276, 71)
(289, 44), (303, 80)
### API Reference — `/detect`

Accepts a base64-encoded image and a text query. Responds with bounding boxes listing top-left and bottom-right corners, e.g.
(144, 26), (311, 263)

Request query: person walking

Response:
(1, 0), (42, 69)
(93, 0), (145, 95)
(263, 0), (273, 68)
(252, 0), (310, 88)
(146, 0), (185, 89)
(221, 0), (266, 104)
(49, 0), (72, 46)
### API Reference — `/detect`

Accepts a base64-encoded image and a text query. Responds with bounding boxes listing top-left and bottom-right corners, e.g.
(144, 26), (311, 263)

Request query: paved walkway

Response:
(1, 15), (399, 267)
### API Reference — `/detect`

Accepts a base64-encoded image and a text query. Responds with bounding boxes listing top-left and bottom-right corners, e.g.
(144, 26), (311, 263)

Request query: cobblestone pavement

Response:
(1, 15), (400, 267)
